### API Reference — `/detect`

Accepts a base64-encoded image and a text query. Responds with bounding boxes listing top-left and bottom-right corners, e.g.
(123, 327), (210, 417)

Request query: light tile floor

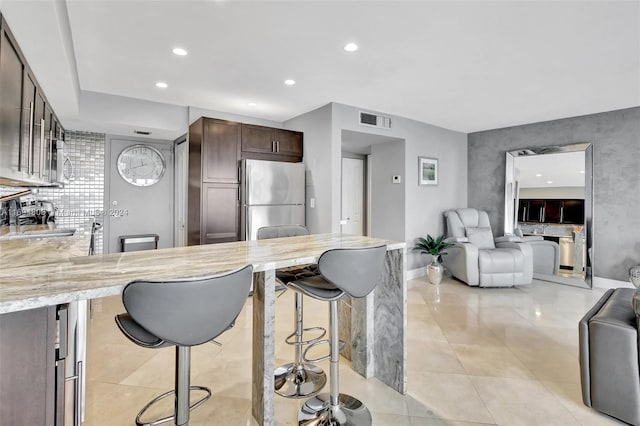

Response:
(84, 277), (626, 425)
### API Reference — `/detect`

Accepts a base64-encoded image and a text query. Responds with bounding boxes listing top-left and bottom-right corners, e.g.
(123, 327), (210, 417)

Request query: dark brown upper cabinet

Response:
(202, 119), (241, 184)
(0, 20), (23, 180)
(241, 124), (303, 161)
(274, 128), (303, 157)
(0, 14), (64, 186)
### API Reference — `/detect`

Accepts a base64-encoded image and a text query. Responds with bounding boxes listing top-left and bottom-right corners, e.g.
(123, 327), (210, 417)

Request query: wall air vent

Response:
(134, 130), (151, 135)
(359, 111), (392, 129)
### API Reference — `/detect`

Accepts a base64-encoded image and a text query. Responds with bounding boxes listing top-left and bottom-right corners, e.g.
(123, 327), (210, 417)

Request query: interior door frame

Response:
(103, 134), (175, 253)
(173, 135), (187, 247)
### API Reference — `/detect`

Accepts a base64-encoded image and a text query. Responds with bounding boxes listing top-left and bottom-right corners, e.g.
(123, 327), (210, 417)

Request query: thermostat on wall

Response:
(392, 175), (401, 184)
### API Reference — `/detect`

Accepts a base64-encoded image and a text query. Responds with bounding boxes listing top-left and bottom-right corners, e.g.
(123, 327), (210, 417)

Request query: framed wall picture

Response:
(419, 156), (438, 185)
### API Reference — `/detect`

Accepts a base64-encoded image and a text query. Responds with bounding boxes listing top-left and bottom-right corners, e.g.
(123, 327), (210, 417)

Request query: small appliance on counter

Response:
(10, 199), (57, 225)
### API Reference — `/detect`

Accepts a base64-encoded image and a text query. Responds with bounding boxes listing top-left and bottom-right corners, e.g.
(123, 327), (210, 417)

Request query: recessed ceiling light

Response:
(284, 79), (296, 86)
(580, 170), (585, 174)
(546, 180), (553, 184)
(535, 173), (542, 177)
(155, 82), (168, 88)
(172, 47), (188, 56)
(247, 102), (257, 107)
(344, 42), (359, 52)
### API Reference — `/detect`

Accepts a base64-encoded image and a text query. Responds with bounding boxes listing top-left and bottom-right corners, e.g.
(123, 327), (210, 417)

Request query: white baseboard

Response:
(592, 276), (634, 289)
(407, 267), (427, 280)
(408, 268), (633, 290)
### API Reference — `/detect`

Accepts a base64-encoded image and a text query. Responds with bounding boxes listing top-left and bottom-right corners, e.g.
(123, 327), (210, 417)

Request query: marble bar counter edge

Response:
(0, 233), (405, 314)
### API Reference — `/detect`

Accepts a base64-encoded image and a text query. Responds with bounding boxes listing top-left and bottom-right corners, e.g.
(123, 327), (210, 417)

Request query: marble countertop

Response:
(0, 226), (91, 267)
(0, 233), (404, 314)
(0, 224), (53, 237)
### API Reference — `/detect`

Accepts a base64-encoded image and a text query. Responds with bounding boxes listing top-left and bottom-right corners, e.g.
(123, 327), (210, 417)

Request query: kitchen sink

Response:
(0, 228), (76, 241)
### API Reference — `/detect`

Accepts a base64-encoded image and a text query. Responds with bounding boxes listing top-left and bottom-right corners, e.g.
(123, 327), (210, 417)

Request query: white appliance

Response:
(241, 159), (305, 240)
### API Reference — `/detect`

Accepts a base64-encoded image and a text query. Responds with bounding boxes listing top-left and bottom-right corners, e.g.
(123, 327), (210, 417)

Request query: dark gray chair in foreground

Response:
(256, 225), (327, 399)
(115, 265), (253, 426)
(288, 245), (387, 426)
(579, 287), (640, 426)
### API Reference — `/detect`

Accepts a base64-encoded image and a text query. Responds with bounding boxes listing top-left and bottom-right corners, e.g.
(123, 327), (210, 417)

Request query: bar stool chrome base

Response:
(298, 393), (372, 426)
(274, 362), (327, 398)
(135, 385), (212, 426)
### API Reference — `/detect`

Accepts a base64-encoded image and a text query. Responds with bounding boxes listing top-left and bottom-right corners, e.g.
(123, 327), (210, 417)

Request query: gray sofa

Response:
(579, 287), (640, 425)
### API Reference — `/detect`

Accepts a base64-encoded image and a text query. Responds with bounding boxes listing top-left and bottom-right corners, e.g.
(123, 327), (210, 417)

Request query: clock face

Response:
(117, 145), (166, 186)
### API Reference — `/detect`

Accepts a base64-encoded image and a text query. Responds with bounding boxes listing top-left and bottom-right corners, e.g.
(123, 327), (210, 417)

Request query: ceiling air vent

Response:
(134, 130), (151, 136)
(359, 111), (392, 129)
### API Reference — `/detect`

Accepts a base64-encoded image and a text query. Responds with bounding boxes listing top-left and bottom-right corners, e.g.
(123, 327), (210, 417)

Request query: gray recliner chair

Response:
(579, 287), (640, 426)
(522, 236), (560, 276)
(442, 208), (533, 287)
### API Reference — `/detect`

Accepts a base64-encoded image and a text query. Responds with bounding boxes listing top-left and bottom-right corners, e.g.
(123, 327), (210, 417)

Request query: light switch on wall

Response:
(392, 175), (401, 184)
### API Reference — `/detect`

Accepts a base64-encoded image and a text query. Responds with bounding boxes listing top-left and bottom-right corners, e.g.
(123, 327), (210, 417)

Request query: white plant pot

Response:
(427, 257), (443, 285)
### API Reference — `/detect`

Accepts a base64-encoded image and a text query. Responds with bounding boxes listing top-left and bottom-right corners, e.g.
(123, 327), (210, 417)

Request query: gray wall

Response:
(284, 104), (335, 234)
(287, 102), (467, 271)
(370, 140), (406, 242)
(468, 107), (640, 281)
(332, 103), (468, 271)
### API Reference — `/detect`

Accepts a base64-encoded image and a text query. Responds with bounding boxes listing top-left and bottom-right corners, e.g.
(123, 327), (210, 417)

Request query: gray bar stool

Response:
(115, 265), (253, 426)
(256, 225), (327, 399)
(289, 245), (387, 426)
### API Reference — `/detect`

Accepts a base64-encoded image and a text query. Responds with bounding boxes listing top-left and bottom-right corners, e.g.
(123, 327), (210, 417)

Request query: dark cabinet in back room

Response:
(518, 199), (585, 224)
(543, 200), (562, 223)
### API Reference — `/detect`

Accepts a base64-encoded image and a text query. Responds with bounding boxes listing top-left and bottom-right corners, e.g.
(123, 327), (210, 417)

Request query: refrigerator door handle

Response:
(246, 208), (251, 241)
(74, 360), (83, 426)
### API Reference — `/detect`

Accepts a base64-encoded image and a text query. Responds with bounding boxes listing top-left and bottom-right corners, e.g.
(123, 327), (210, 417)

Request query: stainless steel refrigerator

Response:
(241, 159), (305, 240)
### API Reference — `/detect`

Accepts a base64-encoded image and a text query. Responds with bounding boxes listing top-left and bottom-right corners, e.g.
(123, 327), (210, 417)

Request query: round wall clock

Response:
(117, 144), (166, 186)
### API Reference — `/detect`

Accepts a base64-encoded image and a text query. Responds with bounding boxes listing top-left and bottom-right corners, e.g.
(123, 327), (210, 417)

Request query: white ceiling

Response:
(515, 151), (586, 188)
(2, 0), (639, 135)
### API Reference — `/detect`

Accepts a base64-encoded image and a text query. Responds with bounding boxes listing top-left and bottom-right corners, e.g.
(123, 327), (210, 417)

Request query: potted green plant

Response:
(413, 234), (454, 285)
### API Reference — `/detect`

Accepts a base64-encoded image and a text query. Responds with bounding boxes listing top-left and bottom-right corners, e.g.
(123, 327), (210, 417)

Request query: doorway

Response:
(105, 137), (174, 253)
(340, 129), (406, 241)
(341, 157), (365, 235)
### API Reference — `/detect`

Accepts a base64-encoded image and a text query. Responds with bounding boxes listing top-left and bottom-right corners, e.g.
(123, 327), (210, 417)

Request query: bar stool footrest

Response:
(285, 326), (327, 346)
(135, 385), (212, 426)
(302, 339), (346, 364)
